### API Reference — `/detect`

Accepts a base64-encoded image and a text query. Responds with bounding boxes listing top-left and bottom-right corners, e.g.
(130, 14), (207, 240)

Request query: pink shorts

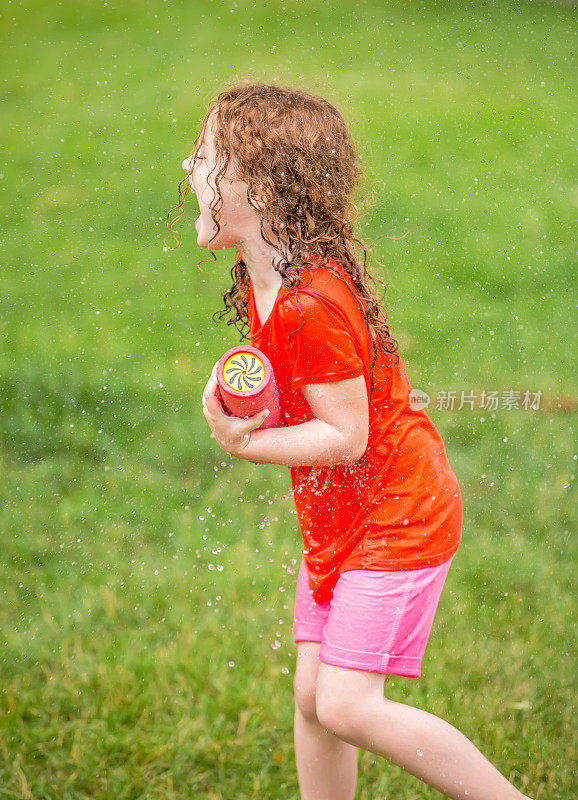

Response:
(292, 556), (455, 678)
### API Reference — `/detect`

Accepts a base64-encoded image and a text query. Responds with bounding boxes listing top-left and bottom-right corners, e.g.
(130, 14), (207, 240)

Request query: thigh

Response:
(315, 659), (386, 743)
(317, 661), (386, 713)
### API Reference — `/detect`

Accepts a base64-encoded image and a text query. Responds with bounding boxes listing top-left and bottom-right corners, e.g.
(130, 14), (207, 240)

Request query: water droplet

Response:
(416, 749), (424, 757)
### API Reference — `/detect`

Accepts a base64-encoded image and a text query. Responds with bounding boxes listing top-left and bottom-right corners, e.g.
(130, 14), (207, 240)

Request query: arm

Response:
(202, 367), (369, 468)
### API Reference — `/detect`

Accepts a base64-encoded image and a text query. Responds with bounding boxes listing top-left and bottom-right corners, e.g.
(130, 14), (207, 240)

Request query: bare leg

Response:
(315, 663), (533, 800)
(294, 643), (358, 800)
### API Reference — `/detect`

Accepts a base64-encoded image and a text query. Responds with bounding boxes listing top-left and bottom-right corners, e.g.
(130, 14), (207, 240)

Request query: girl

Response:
(171, 81), (532, 800)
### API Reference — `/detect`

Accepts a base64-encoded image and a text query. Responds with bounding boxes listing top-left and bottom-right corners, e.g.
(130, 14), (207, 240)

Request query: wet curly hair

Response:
(166, 80), (400, 396)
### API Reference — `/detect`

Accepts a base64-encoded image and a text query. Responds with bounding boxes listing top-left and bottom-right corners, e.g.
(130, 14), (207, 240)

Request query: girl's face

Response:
(181, 114), (261, 250)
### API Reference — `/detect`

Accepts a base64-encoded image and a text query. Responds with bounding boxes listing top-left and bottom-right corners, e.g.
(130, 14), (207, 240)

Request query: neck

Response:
(236, 237), (284, 292)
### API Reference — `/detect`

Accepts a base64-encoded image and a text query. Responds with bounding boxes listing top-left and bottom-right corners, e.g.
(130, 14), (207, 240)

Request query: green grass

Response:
(1, 0), (576, 797)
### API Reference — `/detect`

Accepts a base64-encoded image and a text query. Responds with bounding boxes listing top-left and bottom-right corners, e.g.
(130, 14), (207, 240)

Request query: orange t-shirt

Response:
(243, 252), (462, 604)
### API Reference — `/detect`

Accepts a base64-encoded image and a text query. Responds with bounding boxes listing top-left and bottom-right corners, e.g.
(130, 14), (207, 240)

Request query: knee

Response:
(295, 676), (363, 739)
(294, 672), (319, 725)
(316, 682), (374, 743)
(315, 687), (354, 737)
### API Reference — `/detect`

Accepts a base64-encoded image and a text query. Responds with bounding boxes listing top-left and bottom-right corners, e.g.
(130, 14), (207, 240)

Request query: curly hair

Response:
(166, 79), (400, 396)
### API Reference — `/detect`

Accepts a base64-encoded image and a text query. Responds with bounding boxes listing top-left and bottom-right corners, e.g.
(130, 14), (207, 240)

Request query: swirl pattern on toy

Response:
(222, 353), (265, 392)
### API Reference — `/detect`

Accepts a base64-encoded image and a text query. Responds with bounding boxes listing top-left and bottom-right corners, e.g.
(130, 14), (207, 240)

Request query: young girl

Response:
(172, 81), (532, 800)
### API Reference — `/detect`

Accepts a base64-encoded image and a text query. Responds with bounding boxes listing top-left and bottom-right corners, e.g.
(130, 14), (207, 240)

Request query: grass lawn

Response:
(1, 0), (576, 797)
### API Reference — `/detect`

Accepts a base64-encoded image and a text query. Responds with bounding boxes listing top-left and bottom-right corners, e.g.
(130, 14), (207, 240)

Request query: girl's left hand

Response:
(202, 363), (270, 458)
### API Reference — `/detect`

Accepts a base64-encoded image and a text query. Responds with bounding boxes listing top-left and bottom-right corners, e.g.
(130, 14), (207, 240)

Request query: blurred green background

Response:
(1, 0), (576, 798)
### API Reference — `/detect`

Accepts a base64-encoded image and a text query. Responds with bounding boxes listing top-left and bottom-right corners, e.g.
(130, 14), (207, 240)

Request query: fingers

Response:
(239, 407), (270, 431)
(235, 408), (270, 449)
(202, 370), (221, 410)
(202, 390), (221, 420)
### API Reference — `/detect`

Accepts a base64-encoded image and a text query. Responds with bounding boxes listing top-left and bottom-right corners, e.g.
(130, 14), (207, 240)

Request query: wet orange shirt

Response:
(244, 252), (462, 604)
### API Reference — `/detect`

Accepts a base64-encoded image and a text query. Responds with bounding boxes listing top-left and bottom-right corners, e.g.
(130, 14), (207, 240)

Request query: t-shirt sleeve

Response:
(280, 292), (365, 392)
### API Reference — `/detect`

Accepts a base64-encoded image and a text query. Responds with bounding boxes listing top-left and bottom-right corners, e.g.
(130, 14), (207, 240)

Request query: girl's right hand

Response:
(202, 363), (270, 457)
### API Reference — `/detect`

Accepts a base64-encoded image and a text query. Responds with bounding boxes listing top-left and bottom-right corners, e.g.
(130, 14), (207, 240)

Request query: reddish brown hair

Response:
(167, 80), (400, 395)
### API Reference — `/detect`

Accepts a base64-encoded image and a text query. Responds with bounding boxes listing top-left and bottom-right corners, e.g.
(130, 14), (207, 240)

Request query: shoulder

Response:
(278, 262), (364, 331)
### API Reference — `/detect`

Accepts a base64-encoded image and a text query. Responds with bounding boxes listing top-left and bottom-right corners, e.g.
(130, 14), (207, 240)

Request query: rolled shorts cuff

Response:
(319, 641), (422, 678)
(293, 619), (325, 644)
